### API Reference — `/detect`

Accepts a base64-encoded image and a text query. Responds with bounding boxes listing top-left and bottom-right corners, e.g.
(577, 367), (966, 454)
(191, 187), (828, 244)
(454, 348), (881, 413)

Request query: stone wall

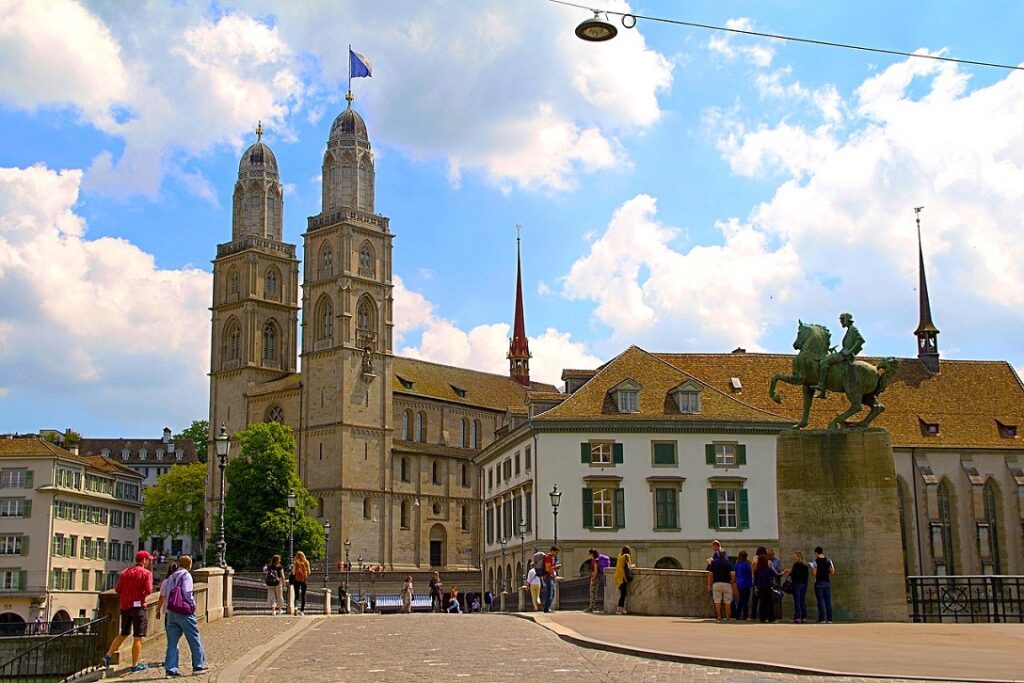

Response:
(601, 568), (715, 617)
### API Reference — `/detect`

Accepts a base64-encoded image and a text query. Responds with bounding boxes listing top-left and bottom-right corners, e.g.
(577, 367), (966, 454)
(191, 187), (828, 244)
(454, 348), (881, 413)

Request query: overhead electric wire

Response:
(549, 0), (1024, 72)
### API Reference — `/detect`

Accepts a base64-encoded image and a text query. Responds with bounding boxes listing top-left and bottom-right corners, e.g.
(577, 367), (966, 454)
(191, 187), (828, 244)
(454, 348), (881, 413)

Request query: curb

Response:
(507, 613), (1019, 683)
(211, 616), (321, 683)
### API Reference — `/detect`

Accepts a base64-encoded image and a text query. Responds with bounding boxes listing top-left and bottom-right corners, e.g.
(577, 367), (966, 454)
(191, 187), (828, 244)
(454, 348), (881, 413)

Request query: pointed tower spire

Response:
(508, 225), (532, 386)
(914, 207), (940, 372)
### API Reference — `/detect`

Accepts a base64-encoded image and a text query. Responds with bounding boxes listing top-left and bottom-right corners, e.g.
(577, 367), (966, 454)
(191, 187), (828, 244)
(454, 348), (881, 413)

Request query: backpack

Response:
(533, 551), (548, 577)
(293, 562), (309, 583)
(596, 554), (612, 574)
(166, 571), (195, 616)
(265, 566), (280, 587)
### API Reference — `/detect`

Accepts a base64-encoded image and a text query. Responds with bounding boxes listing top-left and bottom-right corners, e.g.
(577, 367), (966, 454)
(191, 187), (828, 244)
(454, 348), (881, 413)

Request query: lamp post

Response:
(499, 536), (508, 593)
(286, 490), (296, 569)
(344, 538), (351, 590)
(323, 521), (331, 589)
(357, 555), (364, 602)
(519, 520), (527, 588)
(213, 424), (231, 568)
(550, 485), (562, 553)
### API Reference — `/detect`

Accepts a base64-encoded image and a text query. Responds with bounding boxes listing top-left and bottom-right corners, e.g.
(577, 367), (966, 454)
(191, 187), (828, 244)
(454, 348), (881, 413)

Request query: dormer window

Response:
(397, 376), (414, 390)
(609, 380), (641, 414)
(670, 380), (703, 414)
(139, 449), (148, 460)
(997, 420), (1017, 439)
(156, 450), (164, 461)
(919, 417), (940, 436)
(101, 448), (110, 457)
(121, 449), (130, 461)
(450, 385), (467, 398)
(175, 450), (184, 461)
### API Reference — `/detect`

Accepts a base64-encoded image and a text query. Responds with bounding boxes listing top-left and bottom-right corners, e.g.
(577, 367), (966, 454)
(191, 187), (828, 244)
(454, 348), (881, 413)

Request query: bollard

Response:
(499, 591), (507, 612)
(518, 586), (525, 611)
(553, 578), (560, 611)
(288, 584), (296, 616)
(324, 588), (332, 615)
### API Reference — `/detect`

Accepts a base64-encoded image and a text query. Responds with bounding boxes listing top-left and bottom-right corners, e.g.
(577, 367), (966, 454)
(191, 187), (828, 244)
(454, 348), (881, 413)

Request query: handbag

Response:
(166, 572), (195, 616)
(781, 576), (793, 594)
(623, 563), (634, 583)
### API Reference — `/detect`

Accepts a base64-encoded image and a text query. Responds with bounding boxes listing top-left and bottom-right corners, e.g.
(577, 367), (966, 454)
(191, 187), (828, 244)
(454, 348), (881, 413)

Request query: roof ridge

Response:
(395, 355), (534, 384)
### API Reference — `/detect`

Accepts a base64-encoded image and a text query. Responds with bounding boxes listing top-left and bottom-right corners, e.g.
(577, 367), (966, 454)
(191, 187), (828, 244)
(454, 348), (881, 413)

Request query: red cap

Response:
(135, 551), (153, 562)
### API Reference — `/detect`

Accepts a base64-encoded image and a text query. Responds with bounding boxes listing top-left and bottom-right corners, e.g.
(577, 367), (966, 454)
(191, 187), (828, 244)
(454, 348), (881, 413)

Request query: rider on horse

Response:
(813, 312), (865, 399)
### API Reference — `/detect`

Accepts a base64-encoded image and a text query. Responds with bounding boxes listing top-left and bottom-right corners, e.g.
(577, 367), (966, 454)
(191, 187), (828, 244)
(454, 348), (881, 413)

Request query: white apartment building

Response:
(476, 346), (791, 594)
(0, 437), (144, 630)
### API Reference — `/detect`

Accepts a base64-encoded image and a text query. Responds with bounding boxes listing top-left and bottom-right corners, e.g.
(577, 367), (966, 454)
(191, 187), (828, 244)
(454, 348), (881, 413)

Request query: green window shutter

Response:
(613, 443), (624, 464)
(24, 471), (34, 488)
(581, 488), (593, 528)
(707, 488), (718, 529)
(739, 489), (750, 528)
(20, 536), (29, 556)
(705, 444), (715, 465)
(18, 570), (27, 590)
(654, 443), (675, 465)
(581, 443), (590, 464)
(614, 488), (626, 529)
(23, 500), (31, 518)
(737, 445), (747, 465)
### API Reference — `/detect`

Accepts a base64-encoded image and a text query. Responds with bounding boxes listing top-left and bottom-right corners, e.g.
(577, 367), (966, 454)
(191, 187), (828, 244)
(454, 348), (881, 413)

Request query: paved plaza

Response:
(107, 613), (1022, 682)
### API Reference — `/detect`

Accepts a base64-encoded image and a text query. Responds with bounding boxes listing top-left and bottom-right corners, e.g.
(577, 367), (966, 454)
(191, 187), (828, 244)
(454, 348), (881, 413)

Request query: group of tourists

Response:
(262, 552), (312, 615)
(102, 550), (207, 676)
(706, 541), (836, 623)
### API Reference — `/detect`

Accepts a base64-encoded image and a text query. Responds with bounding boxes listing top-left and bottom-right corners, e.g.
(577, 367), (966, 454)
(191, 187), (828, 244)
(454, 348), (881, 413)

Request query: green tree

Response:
(175, 419), (209, 464)
(140, 462), (206, 541)
(222, 422), (324, 569)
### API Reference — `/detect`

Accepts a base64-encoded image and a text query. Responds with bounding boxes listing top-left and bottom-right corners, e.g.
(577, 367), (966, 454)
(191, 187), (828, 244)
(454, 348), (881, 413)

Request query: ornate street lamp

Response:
(344, 538), (352, 590)
(287, 490), (297, 569)
(499, 536), (508, 593)
(357, 555), (364, 602)
(519, 519), (527, 589)
(323, 521), (331, 589)
(550, 485), (562, 553)
(213, 424), (231, 568)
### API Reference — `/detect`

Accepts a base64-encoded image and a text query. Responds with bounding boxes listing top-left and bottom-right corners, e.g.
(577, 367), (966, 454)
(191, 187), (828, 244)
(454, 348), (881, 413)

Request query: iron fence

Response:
(0, 615), (109, 681)
(0, 621), (53, 638)
(907, 575), (1023, 623)
(557, 576), (595, 611)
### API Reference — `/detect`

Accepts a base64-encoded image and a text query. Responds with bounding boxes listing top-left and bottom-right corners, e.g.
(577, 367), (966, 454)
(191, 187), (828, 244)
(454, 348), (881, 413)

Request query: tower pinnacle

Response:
(508, 226), (532, 387)
(914, 207), (940, 372)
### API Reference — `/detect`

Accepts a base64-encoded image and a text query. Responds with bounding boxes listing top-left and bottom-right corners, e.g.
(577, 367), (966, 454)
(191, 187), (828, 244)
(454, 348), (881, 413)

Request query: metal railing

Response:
(908, 575), (1023, 623)
(557, 576), (595, 611)
(0, 615), (109, 680)
(0, 621), (57, 638)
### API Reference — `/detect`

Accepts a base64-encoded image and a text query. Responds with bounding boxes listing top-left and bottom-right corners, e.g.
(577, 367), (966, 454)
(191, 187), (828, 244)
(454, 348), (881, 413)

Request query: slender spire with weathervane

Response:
(914, 206), (940, 373)
(508, 225), (532, 387)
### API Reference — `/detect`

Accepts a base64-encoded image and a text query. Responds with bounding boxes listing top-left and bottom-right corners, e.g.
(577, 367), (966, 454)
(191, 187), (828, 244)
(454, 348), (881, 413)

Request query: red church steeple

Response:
(508, 227), (532, 386)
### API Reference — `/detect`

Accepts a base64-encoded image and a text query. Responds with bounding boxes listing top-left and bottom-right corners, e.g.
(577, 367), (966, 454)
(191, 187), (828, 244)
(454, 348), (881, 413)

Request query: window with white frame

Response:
(706, 485), (749, 530)
(715, 444), (736, 466)
(591, 442), (612, 465)
(617, 390), (638, 413)
(592, 488), (614, 529)
(0, 535), (22, 555)
(717, 489), (738, 528)
(677, 391), (700, 413)
(0, 469), (27, 488)
(1, 570), (20, 590)
(0, 499), (27, 517)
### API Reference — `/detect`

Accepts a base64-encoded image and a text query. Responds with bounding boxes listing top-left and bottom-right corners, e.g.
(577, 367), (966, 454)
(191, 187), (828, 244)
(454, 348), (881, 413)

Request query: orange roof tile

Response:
(393, 356), (556, 412)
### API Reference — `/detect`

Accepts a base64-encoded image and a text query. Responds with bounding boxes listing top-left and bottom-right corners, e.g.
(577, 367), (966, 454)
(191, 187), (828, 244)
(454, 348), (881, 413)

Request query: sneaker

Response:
(102, 654), (111, 669)
(193, 666), (211, 674)
(166, 670), (182, 678)
(131, 663), (149, 673)
(827, 620), (833, 624)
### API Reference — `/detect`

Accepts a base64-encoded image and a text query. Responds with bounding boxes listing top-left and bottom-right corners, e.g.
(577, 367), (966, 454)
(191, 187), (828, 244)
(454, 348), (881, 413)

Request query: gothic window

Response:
(983, 481), (1002, 574)
(400, 457), (409, 482)
(228, 268), (239, 296)
(223, 319), (241, 366)
(359, 242), (374, 275)
(461, 463), (468, 487)
(400, 500), (409, 529)
(471, 420), (480, 449)
(936, 480), (956, 575)
(357, 299), (373, 332)
(319, 245), (333, 278)
(262, 321), (278, 362)
(357, 156), (372, 209)
(316, 297), (333, 341)
(266, 405), (284, 423)
(416, 412), (426, 442)
(431, 461), (439, 485)
(460, 418), (468, 448)
(401, 410), (411, 440)
(363, 497), (371, 519)
(265, 268), (278, 298)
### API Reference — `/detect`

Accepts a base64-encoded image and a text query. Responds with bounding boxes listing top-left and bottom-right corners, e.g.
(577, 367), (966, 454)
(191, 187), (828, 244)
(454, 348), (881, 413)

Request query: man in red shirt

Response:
(102, 551), (154, 672)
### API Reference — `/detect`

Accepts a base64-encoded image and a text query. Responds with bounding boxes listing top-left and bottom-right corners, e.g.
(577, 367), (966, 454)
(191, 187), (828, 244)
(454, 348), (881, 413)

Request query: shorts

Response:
(712, 582), (733, 604)
(119, 607), (148, 637)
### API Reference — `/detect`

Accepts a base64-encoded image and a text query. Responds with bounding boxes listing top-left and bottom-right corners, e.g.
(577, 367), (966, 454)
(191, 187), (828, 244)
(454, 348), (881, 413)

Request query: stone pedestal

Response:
(776, 429), (907, 622)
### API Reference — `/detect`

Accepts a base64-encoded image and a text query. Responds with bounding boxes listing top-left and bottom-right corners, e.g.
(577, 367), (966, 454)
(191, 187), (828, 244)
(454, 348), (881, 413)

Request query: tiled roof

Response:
(392, 440), (478, 459)
(393, 356), (556, 412)
(79, 438), (198, 465)
(0, 437), (143, 478)
(537, 346), (792, 427)
(527, 391), (569, 401)
(656, 353), (1024, 449)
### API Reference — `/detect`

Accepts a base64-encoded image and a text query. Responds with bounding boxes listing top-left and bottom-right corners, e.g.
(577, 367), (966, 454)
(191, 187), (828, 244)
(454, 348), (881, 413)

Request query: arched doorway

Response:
(487, 567), (494, 594)
(50, 610), (72, 634)
(0, 612), (25, 636)
(429, 524), (446, 567)
(654, 556), (682, 569)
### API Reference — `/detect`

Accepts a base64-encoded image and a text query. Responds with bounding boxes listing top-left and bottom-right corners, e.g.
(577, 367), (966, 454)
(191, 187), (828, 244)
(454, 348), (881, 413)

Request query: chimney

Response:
(69, 445), (80, 456)
(162, 427), (172, 444)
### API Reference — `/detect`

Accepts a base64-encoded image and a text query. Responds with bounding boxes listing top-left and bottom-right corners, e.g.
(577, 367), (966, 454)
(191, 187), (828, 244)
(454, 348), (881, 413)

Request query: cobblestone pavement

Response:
(247, 615), (924, 683)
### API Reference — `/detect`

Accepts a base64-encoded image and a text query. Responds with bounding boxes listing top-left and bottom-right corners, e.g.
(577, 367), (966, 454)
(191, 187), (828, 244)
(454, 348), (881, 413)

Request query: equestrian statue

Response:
(768, 313), (899, 431)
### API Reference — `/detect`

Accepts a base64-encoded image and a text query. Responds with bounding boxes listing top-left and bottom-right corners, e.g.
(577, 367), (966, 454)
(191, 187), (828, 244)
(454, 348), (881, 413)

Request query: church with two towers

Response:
(207, 103), (552, 571)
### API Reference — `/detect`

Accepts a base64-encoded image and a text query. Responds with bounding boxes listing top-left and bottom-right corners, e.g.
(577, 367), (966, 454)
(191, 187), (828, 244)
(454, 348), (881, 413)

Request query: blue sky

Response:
(1, 1), (1022, 436)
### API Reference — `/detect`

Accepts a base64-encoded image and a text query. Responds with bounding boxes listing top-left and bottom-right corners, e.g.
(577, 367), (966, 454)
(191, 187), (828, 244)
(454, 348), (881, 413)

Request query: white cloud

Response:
(707, 18), (777, 67)
(393, 277), (599, 387)
(0, 164), (211, 427)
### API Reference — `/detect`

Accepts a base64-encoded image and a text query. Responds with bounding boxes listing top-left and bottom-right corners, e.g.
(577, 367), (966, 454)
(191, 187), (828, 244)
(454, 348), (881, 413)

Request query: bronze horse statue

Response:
(768, 321), (899, 431)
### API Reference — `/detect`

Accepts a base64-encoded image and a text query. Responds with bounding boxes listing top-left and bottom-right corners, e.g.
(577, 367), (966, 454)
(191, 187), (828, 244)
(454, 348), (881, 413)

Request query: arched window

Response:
(936, 480), (956, 575)
(357, 155), (372, 209)
(983, 481), (1002, 574)
(227, 268), (239, 295)
(266, 405), (284, 423)
(431, 461), (439, 485)
(415, 412), (425, 442)
(316, 297), (333, 341)
(363, 497), (371, 519)
(319, 244), (333, 278)
(400, 500), (409, 529)
(357, 299), (373, 332)
(461, 463), (468, 487)
(400, 457), (409, 482)
(459, 419), (467, 448)
(262, 321), (278, 362)
(471, 420), (480, 449)
(401, 410), (411, 440)
(223, 318), (241, 366)
(264, 268), (278, 298)
(359, 242), (374, 274)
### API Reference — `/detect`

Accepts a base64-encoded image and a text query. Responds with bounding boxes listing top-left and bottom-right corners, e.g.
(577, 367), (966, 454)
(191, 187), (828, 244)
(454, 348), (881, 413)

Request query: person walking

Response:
(264, 555), (286, 615)
(613, 546), (633, 615)
(783, 551), (810, 623)
(401, 575), (414, 614)
(102, 550), (153, 673)
(429, 572), (443, 613)
(291, 551), (311, 615)
(542, 546), (561, 613)
(156, 555), (207, 677)
(733, 550), (753, 620)
(446, 585), (461, 613)
(753, 550), (780, 623)
(811, 546), (836, 623)
(706, 550), (736, 622)
(525, 564), (542, 611)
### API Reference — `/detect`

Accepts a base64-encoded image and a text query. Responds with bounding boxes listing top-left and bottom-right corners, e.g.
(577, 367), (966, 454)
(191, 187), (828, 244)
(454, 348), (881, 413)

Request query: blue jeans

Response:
(792, 583), (807, 621)
(164, 611), (205, 672)
(735, 586), (751, 619)
(814, 582), (833, 622)
(542, 576), (555, 612)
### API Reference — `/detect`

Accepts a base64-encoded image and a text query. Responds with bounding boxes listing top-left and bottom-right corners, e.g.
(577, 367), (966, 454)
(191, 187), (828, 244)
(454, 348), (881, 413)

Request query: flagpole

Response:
(347, 44), (353, 107)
